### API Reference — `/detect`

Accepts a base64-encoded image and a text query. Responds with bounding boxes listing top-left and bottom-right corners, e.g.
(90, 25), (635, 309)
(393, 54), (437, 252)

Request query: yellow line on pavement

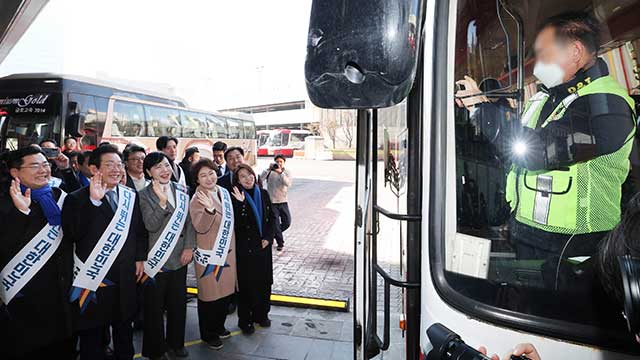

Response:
(186, 287), (349, 311)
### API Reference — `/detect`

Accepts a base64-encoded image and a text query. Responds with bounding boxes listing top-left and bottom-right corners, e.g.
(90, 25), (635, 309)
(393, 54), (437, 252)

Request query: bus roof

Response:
(0, 72), (188, 107)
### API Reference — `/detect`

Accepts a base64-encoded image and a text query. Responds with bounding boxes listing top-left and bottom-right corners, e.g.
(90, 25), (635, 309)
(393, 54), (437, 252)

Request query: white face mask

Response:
(533, 61), (565, 88)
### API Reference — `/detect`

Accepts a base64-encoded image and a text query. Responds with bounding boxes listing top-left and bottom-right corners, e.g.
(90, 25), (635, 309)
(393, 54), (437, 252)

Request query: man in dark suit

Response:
(0, 146), (74, 360)
(217, 146), (245, 191)
(212, 141), (230, 177)
(62, 144), (147, 360)
(156, 136), (186, 186)
(123, 145), (147, 192)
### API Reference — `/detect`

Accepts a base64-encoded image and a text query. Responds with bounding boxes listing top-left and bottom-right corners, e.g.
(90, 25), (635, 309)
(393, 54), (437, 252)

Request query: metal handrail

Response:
(373, 204), (421, 222)
(372, 263), (420, 351)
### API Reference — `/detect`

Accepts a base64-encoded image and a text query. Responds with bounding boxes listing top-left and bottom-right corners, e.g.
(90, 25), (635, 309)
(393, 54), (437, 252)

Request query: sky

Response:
(0, 0), (312, 110)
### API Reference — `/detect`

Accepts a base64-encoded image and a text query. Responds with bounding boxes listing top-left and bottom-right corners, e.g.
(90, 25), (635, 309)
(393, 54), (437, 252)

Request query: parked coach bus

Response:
(0, 73), (257, 163)
(257, 129), (312, 157)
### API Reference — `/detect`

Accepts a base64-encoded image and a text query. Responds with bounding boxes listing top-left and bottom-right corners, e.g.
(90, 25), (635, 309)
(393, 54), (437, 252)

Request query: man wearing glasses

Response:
(123, 144), (148, 192)
(0, 146), (74, 359)
(61, 144), (147, 360)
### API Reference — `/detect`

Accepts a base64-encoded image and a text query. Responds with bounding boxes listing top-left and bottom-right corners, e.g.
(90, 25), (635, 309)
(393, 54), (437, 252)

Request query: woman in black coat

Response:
(230, 163), (276, 335)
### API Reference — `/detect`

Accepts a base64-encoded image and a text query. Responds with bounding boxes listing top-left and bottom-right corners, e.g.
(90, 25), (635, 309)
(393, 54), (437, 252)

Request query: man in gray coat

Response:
(260, 155), (292, 251)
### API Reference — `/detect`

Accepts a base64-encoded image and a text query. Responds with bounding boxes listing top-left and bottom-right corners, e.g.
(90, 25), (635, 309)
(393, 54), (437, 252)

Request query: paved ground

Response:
(179, 158), (406, 359)
(132, 302), (354, 359)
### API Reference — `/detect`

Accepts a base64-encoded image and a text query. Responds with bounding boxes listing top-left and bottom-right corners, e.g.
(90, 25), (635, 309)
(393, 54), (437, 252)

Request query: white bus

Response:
(305, 0), (640, 359)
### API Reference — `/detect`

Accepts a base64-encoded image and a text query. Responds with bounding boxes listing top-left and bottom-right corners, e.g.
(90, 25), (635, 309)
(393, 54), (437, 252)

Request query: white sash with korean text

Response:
(194, 186), (234, 268)
(72, 185), (135, 291)
(143, 184), (189, 278)
(0, 191), (67, 305)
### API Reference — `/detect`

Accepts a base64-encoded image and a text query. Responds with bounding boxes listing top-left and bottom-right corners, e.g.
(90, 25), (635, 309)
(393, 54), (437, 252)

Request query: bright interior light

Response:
(513, 141), (527, 156)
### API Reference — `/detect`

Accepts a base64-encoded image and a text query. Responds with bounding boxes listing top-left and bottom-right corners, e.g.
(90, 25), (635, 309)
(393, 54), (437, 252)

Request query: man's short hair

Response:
(156, 136), (179, 150)
(5, 146), (44, 170)
(77, 150), (92, 166)
(224, 146), (244, 161)
(39, 139), (58, 147)
(212, 141), (228, 153)
(123, 144), (146, 160)
(274, 154), (286, 162)
(538, 11), (600, 54)
(89, 144), (122, 167)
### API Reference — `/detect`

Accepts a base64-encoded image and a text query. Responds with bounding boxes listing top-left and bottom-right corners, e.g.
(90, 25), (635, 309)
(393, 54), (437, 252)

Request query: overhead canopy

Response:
(0, 0), (48, 65)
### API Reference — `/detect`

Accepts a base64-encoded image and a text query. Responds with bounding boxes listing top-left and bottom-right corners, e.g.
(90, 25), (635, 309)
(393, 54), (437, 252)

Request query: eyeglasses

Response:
(101, 161), (125, 170)
(20, 162), (51, 171)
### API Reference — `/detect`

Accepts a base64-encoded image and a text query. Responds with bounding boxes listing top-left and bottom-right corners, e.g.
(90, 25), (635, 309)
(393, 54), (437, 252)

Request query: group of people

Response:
(0, 135), (293, 360)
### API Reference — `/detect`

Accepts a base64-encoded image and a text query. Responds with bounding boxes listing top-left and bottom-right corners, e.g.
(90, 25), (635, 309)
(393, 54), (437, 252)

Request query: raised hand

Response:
(196, 190), (215, 211)
(231, 186), (245, 202)
(152, 179), (168, 208)
(455, 75), (488, 109)
(10, 178), (31, 212)
(89, 172), (107, 202)
(53, 153), (70, 170)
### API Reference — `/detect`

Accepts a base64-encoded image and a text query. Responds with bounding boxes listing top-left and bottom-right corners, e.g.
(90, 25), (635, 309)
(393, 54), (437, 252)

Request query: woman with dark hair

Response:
(179, 147), (200, 195)
(189, 159), (237, 350)
(138, 151), (195, 360)
(230, 163), (276, 334)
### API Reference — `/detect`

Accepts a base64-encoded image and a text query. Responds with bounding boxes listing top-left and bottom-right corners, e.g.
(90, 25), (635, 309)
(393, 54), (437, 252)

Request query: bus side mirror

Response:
(65, 113), (82, 137)
(305, 0), (423, 109)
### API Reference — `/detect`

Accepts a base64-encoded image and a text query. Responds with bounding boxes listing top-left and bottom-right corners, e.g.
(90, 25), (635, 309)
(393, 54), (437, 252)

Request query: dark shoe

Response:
(257, 318), (272, 327)
(218, 329), (232, 339)
(170, 347), (189, 357)
(206, 338), (223, 350)
(240, 323), (255, 335)
(276, 246), (284, 251)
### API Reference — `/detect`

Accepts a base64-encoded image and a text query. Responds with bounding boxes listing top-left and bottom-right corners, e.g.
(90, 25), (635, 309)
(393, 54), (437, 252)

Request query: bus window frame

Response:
(427, 0), (639, 353)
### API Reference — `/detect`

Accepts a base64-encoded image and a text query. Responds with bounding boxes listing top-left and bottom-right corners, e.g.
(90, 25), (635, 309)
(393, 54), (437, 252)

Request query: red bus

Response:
(256, 129), (311, 157)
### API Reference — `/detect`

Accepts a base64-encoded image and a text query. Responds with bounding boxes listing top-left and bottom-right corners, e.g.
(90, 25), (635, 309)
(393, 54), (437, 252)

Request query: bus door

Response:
(305, 1), (425, 358)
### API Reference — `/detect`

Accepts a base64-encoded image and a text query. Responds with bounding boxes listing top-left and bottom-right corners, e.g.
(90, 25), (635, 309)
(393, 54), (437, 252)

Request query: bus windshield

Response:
(440, 0), (640, 351)
(0, 92), (61, 152)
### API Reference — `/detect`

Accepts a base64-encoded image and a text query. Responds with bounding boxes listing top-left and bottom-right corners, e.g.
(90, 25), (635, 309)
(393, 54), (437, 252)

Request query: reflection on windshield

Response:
(258, 134), (270, 147)
(267, 133), (283, 147)
(446, 0), (640, 345)
(3, 117), (53, 151)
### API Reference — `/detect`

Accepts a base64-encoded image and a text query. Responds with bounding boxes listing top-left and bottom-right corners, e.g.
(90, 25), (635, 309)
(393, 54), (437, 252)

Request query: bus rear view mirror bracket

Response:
(305, 0), (425, 109)
(65, 113), (82, 137)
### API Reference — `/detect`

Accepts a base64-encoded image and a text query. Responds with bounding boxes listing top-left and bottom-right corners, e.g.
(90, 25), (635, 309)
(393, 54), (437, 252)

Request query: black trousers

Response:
(142, 266), (187, 358)
(6, 337), (74, 360)
(272, 202), (291, 246)
(78, 321), (133, 360)
(197, 295), (231, 342)
(511, 218), (605, 260)
(238, 283), (271, 327)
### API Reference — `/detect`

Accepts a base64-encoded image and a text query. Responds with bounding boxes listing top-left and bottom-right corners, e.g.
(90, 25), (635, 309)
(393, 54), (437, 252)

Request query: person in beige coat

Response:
(189, 159), (237, 350)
